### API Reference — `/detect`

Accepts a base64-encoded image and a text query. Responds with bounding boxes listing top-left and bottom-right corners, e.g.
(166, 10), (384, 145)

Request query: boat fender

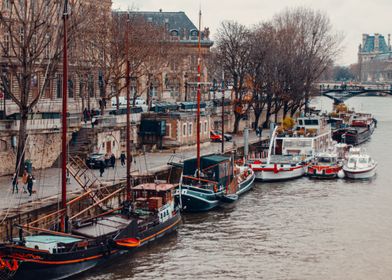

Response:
(213, 185), (218, 193)
(338, 170), (345, 179)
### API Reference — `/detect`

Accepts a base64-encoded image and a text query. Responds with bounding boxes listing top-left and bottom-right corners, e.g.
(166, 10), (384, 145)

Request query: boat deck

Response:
(72, 215), (133, 238)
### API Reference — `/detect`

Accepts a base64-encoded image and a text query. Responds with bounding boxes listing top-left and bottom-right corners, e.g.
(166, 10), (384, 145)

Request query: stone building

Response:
(115, 10), (214, 104)
(358, 33), (392, 82)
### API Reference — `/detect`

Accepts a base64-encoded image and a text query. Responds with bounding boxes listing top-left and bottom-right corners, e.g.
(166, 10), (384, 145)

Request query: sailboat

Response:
(174, 10), (255, 212)
(0, 4), (180, 279)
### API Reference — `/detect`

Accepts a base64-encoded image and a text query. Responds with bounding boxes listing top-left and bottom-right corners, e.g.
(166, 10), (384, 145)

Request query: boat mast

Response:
(221, 72), (225, 154)
(125, 13), (131, 201)
(61, 0), (69, 232)
(196, 9), (202, 178)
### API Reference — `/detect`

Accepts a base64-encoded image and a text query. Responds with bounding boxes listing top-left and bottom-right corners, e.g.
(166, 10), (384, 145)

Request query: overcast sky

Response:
(112, 0), (392, 66)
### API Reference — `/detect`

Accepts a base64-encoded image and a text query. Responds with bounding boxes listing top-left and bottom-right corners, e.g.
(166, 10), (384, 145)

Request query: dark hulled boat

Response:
(175, 154), (255, 212)
(0, 183), (181, 280)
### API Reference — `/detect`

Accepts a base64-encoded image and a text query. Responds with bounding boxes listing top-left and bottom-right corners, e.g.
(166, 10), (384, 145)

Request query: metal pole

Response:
(61, 0), (69, 232)
(125, 15), (131, 201)
(221, 79), (225, 154)
(196, 10), (201, 178)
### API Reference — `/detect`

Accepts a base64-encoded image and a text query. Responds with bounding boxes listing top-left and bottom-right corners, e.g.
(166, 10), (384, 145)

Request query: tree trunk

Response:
(16, 109), (28, 176)
(263, 102), (272, 129)
(232, 112), (241, 134)
(253, 109), (261, 130)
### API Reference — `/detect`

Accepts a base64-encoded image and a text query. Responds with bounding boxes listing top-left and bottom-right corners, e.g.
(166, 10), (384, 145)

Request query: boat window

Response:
(358, 158), (367, 164)
(298, 120), (303, 125)
(304, 119), (319, 125)
(349, 158), (357, 164)
(319, 157), (331, 163)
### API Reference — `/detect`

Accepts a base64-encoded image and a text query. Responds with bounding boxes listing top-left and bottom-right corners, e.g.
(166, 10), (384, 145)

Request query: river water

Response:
(79, 96), (392, 280)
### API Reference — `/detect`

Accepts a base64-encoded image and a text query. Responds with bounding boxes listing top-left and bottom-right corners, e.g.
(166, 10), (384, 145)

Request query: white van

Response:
(111, 96), (126, 107)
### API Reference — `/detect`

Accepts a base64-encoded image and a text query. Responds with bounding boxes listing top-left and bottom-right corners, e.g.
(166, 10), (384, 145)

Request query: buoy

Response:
(338, 170), (345, 179)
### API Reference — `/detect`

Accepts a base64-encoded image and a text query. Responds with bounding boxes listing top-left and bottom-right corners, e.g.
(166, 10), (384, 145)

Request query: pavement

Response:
(0, 131), (268, 211)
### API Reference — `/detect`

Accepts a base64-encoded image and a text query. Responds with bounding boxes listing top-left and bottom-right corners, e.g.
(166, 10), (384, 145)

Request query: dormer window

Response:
(190, 29), (198, 37)
(170, 29), (179, 37)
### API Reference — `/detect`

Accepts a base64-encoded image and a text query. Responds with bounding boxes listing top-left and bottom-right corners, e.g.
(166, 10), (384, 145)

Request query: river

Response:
(78, 96), (392, 280)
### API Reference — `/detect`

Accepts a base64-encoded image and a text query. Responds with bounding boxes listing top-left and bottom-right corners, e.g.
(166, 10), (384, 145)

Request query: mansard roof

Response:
(362, 34), (389, 53)
(114, 10), (213, 47)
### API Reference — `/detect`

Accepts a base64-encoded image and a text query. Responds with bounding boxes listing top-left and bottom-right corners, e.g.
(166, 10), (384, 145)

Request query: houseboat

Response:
(249, 115), (333, 181)
(175, 154), (255, 212)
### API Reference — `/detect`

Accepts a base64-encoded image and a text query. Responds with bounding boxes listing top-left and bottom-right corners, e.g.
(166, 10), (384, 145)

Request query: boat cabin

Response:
(182, 154), (233, 191)
(23, 235), (83, 254)
(274, 116), (332, 156)
(314, 153), (338, 165)
(132, 183), (176, 223)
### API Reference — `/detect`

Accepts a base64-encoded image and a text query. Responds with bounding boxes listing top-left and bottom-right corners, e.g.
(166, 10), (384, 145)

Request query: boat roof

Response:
(25, 235), (82, 244)
(133, 183), (176, 191)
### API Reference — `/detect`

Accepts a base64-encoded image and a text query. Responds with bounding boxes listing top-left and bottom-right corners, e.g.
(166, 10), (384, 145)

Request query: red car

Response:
(210, 131), (223, 142)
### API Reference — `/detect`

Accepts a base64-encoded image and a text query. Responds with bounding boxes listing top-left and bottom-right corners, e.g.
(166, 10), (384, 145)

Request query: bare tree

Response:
(0, 1), (90, 174)
(215, 21), (253, 134)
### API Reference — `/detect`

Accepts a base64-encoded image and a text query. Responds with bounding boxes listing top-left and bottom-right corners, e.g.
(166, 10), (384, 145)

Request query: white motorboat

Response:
(343, 148), (377, 179)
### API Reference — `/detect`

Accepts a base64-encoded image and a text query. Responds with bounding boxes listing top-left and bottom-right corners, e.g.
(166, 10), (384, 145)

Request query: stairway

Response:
(69, 127), (96, 159)
(66, 155), (114, 209)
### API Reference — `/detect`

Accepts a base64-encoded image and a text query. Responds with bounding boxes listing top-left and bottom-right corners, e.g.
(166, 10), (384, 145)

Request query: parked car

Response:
(214, 130), (233, 142)
(85, 153), (114, 169)
(210, 130), (222, 142)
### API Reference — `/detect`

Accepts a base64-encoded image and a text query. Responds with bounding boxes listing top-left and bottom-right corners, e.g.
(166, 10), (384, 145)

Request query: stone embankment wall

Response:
(0, 132), (62, 176)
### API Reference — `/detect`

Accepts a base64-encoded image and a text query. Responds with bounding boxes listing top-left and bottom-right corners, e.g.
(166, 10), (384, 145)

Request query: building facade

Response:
(358, 33), (392, 82)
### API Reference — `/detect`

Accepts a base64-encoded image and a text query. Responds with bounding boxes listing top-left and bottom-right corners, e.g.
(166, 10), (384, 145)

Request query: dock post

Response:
(244, 128), (249, 160)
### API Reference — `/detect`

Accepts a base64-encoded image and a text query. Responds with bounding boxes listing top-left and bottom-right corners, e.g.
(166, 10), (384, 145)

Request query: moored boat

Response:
(249, 115), (333, 181)
(175, 154), (255, 212)
(343, 148), (377, 179)
(307, 152), (342, 179)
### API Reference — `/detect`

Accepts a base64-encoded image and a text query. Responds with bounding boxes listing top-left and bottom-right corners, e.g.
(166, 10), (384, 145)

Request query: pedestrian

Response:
(27, 173), (34, 196)
(99, 161), (105, 177)
(120, 152), (126, 167)
(256, 127), (260, 137)
(83, 108), (88, 124)
(110, 153), (116, 169)
(11, 173), (18, 194)
(21, 170), (28, 193)
(258, 126), (263, 138)
(103, 98), (107, 108)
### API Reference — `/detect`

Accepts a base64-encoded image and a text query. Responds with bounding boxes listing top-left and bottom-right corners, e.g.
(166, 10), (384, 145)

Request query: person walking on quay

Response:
(11, 173), (18, 194)
(27, 173), (34, 196)
(83, 108), (88, 124)
(110, 153), (116, 169)
(120, 152), (126, 167)
(21, 170), (28, 193)
(99, 161), (105, 177)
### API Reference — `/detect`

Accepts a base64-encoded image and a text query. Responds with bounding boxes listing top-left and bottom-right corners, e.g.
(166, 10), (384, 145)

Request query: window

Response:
(4, 32), (9, 55)
(183, 124), (187, 136)
(68, 79), (74, 98)
(56, 74), (62, 98)
(44, 35), (50, 58)
(88, 74), (94, 97)
(204, 121), (208, 133)
(44, 79), (52, 99)
(98, 71), (104, 97)
(165, 124), (171, 138)
(188, 123), (192, 136)
(3, 0), (10, 9)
